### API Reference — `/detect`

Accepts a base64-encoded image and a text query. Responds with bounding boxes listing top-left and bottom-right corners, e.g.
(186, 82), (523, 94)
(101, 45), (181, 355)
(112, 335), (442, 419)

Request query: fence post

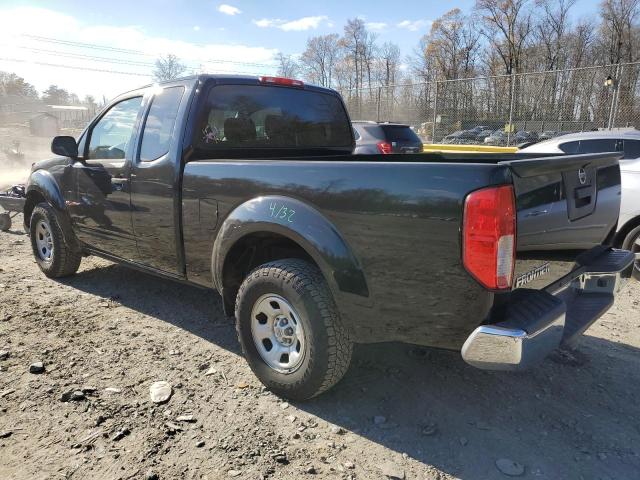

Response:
(431, 80), (439, 143)
(607, 63), (621, 129)
(610, 64), (624, 129)
(507, 72), (516, 146)
(376, 86), (382, 122)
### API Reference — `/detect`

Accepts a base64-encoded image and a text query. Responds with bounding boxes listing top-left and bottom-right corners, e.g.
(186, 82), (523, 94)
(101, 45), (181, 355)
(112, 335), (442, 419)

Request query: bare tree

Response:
(275, 53), (299, 78)
(475, 0), (534, 74)
(153, 54), (187, 82)
(377, 42), (401, 86)
(341, 19), (369, 93)
(424, 9), (480, 79)
(534, 0), (576, 70)
(300, 34), (341, 87)
(599, 0), (640, 64)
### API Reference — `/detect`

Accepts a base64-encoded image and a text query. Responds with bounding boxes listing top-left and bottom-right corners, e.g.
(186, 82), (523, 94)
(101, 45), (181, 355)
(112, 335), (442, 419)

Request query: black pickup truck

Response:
(19, 75), (634, 400)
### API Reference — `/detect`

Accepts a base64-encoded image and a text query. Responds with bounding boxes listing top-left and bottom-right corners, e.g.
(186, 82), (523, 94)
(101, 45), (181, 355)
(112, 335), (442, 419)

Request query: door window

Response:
(88, 97), (142, 160)
(139, 87), (185, 161)
(623, 139), (640, 158)
(558, 141), (579, 154)
(578, 139), (619, 154)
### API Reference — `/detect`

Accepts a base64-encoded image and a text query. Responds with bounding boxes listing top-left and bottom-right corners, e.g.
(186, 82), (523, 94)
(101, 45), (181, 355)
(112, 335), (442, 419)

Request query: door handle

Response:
(526, 210), (548, 217)
(111, 177), (128, 192)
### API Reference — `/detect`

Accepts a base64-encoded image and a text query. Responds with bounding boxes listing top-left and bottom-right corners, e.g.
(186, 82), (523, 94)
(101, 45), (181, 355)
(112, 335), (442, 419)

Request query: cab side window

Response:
(139, 87), (185, 161)
(88, 97), (143, 160)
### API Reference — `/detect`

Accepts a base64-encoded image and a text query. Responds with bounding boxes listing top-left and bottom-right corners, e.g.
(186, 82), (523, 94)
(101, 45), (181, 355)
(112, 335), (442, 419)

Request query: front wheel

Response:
(235, 259), (353, 400)
(29, 203), (81, 278)
(622, 224), (640, 280)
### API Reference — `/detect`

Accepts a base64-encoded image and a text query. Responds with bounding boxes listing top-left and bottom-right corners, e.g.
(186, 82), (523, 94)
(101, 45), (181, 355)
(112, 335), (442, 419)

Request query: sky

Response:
(0, 0), (602, 101)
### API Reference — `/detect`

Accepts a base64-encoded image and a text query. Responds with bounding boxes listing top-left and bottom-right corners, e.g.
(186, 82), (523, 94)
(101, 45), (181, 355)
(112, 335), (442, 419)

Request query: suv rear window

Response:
(197, 84), (352, 149)
(380, 125), (421, 143)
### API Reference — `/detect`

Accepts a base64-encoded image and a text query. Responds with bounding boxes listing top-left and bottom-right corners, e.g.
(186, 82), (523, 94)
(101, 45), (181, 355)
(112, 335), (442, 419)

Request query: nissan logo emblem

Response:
(578, 168), (587, 185)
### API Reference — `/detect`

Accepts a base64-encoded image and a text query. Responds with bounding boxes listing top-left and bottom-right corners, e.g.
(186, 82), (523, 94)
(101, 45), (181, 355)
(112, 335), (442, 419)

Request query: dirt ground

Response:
(1, 214), (639, 480)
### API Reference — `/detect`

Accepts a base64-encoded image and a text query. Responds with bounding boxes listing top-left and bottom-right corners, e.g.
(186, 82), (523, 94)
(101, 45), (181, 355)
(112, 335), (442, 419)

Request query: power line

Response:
(0, 57), (151, 76)
(5, 45), (155, 68)
(21, 34), (279, 69)
(0, 56), (273, 77)
(4, 44), (274, 77)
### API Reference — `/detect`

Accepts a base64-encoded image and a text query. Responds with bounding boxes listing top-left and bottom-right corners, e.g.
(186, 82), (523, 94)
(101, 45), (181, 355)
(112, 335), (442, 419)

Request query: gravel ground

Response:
(1, 214), (639, 480)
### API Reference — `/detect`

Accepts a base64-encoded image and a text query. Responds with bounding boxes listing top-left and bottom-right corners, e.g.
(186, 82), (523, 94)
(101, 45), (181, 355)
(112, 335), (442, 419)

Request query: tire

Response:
(0, 213), (10, 232)
(29, 203), (81, 278)
(235, 259), (353, 400)
(622, 224), (640, 280)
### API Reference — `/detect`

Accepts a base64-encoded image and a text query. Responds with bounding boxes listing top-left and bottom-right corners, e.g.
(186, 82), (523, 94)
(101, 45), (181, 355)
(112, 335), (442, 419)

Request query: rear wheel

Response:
(29, 203), (81, 278)
(0, 213), (10, 232)
(235, 259), (352, 400)
(622, 224), (640, 280)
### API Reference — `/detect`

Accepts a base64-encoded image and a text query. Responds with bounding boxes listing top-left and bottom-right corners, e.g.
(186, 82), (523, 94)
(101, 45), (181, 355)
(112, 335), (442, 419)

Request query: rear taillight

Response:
(462, 185), (516, 290)
(259, 76), (304, 87)
(377, 141), (392, 154)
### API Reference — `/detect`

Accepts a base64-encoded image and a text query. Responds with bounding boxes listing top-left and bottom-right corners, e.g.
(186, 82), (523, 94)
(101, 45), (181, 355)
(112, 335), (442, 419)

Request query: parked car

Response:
(468, 125), (491, 134)
(514, 130), (540, 146)
(484, 130), (507, 145)
(521, 129), (640, 278)
(475, 129), (494, 142)
(538, 130), (561, 141)
(442, 130), (477, 144)
(352, 121), (423, 154)
(18, 75), (634, 400)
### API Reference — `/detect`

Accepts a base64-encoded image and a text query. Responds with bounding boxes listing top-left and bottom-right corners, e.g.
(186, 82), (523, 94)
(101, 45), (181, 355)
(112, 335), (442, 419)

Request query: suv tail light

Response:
(259, 76), (304, 88)
(377, 141), (392, 154)
(462, 185), (516, 290)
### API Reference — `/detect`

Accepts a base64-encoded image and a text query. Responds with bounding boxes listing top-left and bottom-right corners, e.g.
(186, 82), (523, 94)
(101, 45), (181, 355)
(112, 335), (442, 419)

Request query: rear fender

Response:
(212, 195), (369, 300)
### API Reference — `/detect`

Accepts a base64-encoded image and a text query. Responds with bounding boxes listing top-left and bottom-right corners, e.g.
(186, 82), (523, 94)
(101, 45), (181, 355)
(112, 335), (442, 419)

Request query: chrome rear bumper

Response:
(461, 247), (634, 371)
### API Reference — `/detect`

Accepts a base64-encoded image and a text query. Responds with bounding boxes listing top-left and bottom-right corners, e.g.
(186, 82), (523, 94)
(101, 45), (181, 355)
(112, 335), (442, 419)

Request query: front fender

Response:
(27, 169), (66, 211)
(212, 195), (369, 299)
(25, 169), (78, 250)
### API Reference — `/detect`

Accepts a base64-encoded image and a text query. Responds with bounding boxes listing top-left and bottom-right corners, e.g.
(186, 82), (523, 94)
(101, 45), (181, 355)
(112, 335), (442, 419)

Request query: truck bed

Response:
(181, 151), (622, 349)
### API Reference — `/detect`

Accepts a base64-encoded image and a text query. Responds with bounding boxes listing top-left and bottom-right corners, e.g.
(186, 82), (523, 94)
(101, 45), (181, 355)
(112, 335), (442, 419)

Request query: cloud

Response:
(397, 19), (430, 32)
(366, 22), (387, 31)
(0, 6), (278, 99)
(253, 15), (328, 32)
(218, 4), (241, 16)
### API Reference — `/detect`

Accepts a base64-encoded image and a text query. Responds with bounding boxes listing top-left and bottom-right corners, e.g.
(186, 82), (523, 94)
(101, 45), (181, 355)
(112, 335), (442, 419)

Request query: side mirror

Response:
(51, 136), (78, 158)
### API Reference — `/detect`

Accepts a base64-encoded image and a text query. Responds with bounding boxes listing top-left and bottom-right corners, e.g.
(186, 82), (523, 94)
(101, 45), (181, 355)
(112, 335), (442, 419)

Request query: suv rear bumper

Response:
(461, 247), (635, 371)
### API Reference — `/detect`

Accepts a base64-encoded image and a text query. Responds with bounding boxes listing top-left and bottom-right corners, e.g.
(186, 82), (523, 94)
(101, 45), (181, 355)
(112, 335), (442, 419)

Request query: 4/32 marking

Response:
(269, 202), (295, 223)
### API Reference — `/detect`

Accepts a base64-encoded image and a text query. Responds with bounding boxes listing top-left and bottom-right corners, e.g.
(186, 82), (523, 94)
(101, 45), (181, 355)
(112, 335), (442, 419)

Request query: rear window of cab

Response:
(196, 84), (352, 150)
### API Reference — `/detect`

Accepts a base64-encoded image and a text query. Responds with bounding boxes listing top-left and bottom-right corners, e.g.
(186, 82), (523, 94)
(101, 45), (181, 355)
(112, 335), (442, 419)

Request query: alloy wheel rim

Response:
(250, 294), (306, 373)
(35, 219), (54, 262)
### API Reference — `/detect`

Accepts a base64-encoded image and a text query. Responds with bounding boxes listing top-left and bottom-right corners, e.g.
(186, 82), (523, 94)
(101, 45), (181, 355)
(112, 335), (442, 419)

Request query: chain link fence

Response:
(339, 62), (640, 146)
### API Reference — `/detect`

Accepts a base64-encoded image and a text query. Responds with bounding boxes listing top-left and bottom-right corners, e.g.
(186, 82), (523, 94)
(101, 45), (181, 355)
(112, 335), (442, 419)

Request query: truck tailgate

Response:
(500, 152), (623, 290)
(462, 152), (633, 370)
